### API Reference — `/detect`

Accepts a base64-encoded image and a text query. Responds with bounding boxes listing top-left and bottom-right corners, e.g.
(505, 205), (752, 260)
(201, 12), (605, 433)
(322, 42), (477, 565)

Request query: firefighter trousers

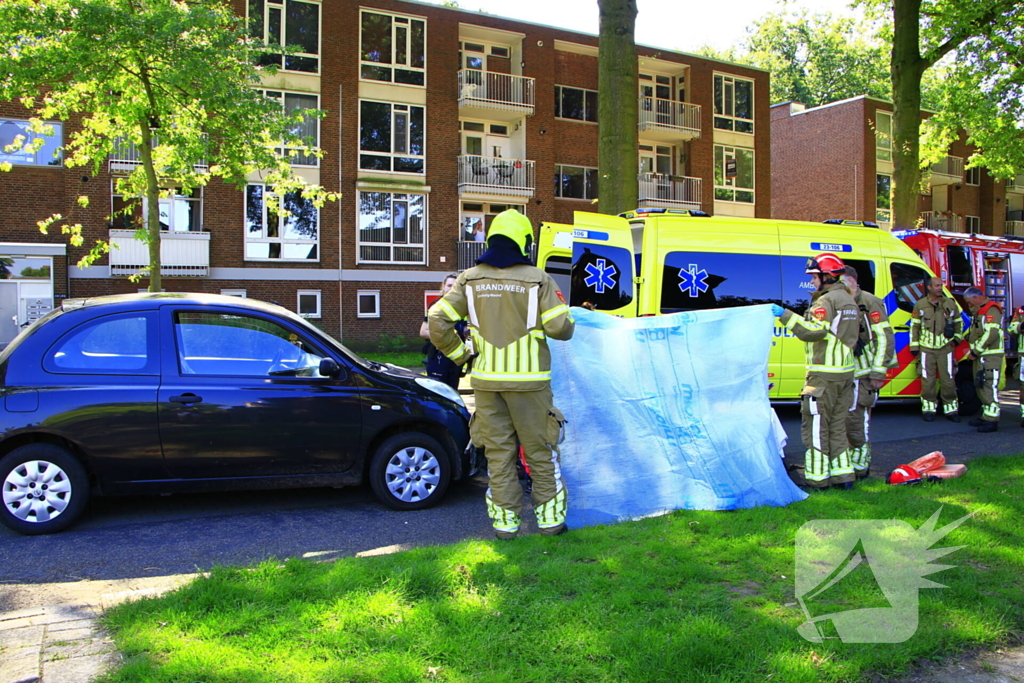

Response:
(846, 378), (877, 475)
(974, 357), (1002, 423)
(800, 379), (856, 487)
(471, 386), (567, 533)
(919, 347), (958, 415)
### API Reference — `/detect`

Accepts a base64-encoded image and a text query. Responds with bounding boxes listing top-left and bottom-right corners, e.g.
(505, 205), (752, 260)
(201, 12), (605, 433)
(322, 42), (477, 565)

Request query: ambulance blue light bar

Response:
(822, 219), (880, 228)
(619, 208), (711, 218)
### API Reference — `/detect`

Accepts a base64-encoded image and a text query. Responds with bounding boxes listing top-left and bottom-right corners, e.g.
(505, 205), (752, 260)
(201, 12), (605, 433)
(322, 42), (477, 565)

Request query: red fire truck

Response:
(895, 228), (1024, 357)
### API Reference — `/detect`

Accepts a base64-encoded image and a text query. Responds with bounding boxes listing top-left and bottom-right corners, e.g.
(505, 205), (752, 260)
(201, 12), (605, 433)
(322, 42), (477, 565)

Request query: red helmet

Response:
(887, 465), (922, 485)
(805, 253), (846, 275)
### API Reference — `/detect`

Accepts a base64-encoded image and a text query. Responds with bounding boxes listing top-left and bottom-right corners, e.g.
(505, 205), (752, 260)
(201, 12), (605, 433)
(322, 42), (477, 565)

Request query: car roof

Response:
(61, 292), (291, 317)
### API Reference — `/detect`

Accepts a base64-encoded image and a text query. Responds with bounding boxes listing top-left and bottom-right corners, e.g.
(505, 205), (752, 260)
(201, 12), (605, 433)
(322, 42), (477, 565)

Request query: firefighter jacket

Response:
(967, 299), (1005, 359)
(779, 282), (860, 383)
(910, 295), (962, 352)
(428, 263), (575, 391)
(852, 290), (895, 381)
(1010, 307), (1024, 354)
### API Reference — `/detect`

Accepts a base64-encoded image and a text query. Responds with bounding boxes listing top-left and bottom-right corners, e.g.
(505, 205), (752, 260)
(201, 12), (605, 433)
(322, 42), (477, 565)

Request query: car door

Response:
(157, 305), (362, 480)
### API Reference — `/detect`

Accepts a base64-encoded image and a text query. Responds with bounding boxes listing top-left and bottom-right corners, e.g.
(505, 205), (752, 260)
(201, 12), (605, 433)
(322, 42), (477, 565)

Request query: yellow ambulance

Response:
(537, 208), (961, 400)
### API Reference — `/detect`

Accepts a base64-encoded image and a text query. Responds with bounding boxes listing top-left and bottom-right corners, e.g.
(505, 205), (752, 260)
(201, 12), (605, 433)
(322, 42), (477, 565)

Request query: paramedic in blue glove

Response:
(429, 210), (575, 539)
(771, 253), (861, 489)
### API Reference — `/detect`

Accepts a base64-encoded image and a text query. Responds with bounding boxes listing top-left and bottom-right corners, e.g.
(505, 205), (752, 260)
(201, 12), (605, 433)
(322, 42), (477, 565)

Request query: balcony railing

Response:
(926, 156), (964, 186)
(1005, 220), (1024, 237)
(108, 229), (210, 277)
(637, 173), (702, 211)
(457, 70), (535, 117)
(457, 155), (535, 198)
(109, 138), (208, 173)
(638, 98), (701, 140)
(920, 211), (964, 233)
(1007, 175), (1024, 194)
(458, 240), (536, 271)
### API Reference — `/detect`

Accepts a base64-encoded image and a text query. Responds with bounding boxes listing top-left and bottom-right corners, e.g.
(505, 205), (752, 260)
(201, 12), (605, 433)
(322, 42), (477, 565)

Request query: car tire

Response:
(0, 444), (90, 535)
(369, 433), (451, 511)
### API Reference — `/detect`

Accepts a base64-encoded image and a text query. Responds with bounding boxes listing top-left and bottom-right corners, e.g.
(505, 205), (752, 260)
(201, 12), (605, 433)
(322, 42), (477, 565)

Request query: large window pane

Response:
(285, 0), (318, 55)
(559, 87), (584, 120)
(361, 12), (392, 64)
(281, 192), (318, 240)
(736, 148), (754, 190)
(734, 80), (752, 120)
(410, 20), (425, 68)
(360, 101), (391, 152)
(0, 119), (63, 167)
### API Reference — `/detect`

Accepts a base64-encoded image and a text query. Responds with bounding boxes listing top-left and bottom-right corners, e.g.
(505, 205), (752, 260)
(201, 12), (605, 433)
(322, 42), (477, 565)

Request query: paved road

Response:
(1, 388), (1021, 614)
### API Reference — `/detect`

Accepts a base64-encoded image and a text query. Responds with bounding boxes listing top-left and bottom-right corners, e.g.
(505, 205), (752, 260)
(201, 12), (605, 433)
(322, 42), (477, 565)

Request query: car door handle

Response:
(169, 394), (203, 405)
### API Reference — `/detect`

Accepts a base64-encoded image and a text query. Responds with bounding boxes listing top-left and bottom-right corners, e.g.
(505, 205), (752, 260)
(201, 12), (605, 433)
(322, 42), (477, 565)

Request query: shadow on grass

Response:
(99, 455), (1024, 683)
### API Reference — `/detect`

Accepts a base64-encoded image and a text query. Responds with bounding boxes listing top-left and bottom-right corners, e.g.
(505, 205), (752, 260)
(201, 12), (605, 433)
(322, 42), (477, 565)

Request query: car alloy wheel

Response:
(369, 433), (451, 510)
(0, 444), (90, 535)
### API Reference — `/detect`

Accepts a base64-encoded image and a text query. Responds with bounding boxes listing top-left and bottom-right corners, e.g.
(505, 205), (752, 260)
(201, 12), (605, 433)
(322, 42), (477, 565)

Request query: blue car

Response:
(0, 293), (473, 535)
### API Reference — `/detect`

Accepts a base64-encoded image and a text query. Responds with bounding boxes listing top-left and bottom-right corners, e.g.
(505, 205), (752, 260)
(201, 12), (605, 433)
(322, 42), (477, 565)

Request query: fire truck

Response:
(895, 228), (1024, 358)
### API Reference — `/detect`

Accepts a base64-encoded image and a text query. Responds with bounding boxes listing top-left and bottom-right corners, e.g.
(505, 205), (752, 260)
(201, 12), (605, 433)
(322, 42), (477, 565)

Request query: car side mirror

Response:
(319, 357), (343, 378)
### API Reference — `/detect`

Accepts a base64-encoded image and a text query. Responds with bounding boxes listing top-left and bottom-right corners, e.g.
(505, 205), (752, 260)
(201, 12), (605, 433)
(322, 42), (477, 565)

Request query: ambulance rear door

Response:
(883, 259), (934, 397)
(567, 211), (637, 317)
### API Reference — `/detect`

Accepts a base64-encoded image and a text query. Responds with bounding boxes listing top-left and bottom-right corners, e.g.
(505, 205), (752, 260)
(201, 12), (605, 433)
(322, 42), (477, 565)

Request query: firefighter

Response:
(1011, 306), (1024, 428)
(909, 277), (963, 422)
(771, 254), (860, 489)
(841, 266), (894, 479)
(964, 287), (1005, 432)
(428, 210), (575, 539)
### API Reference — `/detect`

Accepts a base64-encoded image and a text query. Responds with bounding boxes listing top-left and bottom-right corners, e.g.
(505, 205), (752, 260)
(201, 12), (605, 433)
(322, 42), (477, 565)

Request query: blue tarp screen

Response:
(549, 304), (807, 529)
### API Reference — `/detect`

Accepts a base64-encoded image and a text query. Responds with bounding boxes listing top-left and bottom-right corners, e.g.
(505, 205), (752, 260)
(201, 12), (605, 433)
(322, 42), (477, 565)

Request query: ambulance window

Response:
(947, 246), (972, 288)
(544, 256), (571, 296)
(845, 259), (876, 294)
(890, 262), (930, 313)
(570, 244), (633, 310)
(661, 252), (782, 312)
(781, 256), (816, 311)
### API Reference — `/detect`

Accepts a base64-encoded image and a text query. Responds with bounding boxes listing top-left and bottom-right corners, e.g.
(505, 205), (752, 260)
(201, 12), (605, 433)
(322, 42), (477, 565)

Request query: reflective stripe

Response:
(807, 364), (855, 373)
(471, 369), (552, 381)
(438, 298), (461, 322)
(465, 285), (479, 326)
(526, 285), (539, 328)
(921, 352), (929, 380)
(809, 398), (821, 452)
(541, 304), (569, 324)
(446, 344), (468, 361)
(849, 381), (859, 412)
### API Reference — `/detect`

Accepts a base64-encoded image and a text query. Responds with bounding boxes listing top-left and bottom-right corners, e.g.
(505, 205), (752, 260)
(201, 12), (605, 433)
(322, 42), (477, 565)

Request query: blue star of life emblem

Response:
(678, 264), (709, 297)
(583, 258), (618, 294)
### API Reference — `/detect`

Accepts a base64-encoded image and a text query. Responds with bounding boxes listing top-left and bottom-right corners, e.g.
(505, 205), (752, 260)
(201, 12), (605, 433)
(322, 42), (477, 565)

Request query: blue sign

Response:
(678, 263), (710, 297)
(583, 258), (618, 294)
(811, 242), (853, 253)
(573, 229), (610, 242)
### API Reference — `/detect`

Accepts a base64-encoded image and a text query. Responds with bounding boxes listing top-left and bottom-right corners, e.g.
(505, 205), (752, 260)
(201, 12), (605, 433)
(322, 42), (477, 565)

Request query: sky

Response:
(420, 0), (860, 54)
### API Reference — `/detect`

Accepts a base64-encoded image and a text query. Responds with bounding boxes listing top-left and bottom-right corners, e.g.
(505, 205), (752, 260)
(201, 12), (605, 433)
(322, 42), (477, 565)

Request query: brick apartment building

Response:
(771, 95), (1024, 236)
(0, 0), (771, 347)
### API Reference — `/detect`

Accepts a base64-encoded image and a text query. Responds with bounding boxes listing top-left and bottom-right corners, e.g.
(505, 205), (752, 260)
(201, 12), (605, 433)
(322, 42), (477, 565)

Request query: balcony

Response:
(108, 229), (210, 277)
(457, 155), (535, 199)
(109, 139), (207, 174)
(919, 211), (964, 233)
(637, 98), (701, 141)
(926, 156), (964, 186)
(1005, 221), (1024, 237)
(1007, 175), (1024, 194)
(637, 173), (702, 211)
(458, 240), (536, 271)
(457, 70), (535, 120)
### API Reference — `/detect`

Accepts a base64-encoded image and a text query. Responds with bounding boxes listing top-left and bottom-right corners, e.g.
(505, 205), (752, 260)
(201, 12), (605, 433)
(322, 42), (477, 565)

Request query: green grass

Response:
(99, 455), (1024, 683)
(358, 351), (424, 369)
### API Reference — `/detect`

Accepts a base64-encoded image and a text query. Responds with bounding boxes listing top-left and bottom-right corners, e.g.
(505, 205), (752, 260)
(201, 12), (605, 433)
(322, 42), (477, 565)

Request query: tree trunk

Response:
(890, 0), (927, 231)
(138, 121), (162, 292)
(597, 0), (638, 216)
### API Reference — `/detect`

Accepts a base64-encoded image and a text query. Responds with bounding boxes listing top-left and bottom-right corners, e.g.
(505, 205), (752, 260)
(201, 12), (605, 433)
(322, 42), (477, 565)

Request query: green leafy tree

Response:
(0, 0), (338, 291)
(597, 0), (638, 216)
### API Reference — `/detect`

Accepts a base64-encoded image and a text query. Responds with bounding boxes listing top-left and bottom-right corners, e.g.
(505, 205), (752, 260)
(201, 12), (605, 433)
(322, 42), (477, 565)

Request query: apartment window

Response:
(248, 0), (320, 73)
(259, 90), (319, 166)
(966, 215), (980, 232)
(554, 165), (599, 200)
(245, 184), (319, 261)
(876, 173), (892, 224)
(876, 111), (892, 162)
(0, 119), (62, 167)
(112, 184), (202, 232)
(358, 191), (426, 264)
(221, 289), (247, 298)
(966, 167), (981, 186)
(297, 290), (321, 318)
(713, 146), (754, 203)
(461, 201), (525, 241)
(713, 74), (753, 133)
(360, 11), (425, 86)
(359, 101), (425, 174)
(555, 86), (598, 123)
(357, 290), (381, 318)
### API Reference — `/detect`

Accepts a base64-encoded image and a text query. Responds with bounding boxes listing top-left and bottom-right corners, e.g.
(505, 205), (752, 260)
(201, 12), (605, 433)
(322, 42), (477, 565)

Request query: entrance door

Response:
(0, 282), (18, 345)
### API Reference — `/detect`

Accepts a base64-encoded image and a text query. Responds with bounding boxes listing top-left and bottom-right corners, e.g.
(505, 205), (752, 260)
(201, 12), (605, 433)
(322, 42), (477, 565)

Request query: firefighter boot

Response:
(978, 421), (998, 433)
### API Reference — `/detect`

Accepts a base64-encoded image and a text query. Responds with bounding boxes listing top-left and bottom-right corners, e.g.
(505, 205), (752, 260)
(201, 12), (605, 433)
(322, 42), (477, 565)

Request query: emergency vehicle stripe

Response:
(526, 285), (539, 329)
(465, 286), (479, 326)
(541, 304), (570, 324)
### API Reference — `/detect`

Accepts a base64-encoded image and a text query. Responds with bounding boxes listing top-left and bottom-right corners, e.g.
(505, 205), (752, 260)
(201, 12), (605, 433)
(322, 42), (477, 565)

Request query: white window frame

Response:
(220, 289), (247, 298)
(876, 173), (893, 224)
(297, 289), (322, 318)
(554, 85), (599, 123)
(244, 183), (320, 262)
(875, 111), (892, 163)
(713, 145), (755, 204)
(357, 191), (428, 265)
(0, 118), (63, 167)
(247, 0), (321, 74)
(358, 100), (426, 175)
(357, 290), (381, 318)
(713, 73), (754, 134)
(554, 164), (599, 200)
(259, 89), (320, 167)
(111, 182), (203, 232)
(965, 167), (981, 186)
(966, 215), (981, 233)
(359, 9), (427, 87)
